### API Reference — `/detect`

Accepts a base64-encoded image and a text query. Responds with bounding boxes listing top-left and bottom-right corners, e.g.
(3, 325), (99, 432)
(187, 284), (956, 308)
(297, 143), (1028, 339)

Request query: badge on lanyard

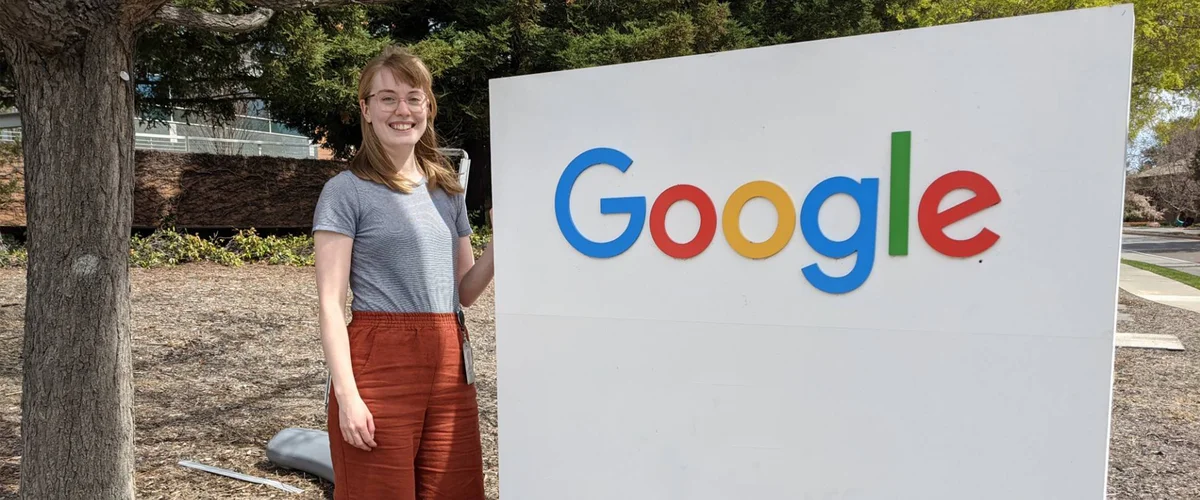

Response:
(458, 310), (475, 385)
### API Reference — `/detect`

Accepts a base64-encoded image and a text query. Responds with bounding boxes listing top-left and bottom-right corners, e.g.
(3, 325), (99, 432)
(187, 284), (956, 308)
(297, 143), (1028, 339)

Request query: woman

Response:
(312, 45), (494, 499)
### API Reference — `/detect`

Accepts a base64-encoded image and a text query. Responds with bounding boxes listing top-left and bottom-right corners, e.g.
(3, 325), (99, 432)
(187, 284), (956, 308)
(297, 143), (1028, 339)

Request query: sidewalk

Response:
(1119, 262), (1200, 314)
(1123, 227), (1200, 240)
(1122, 251), (1200, 277)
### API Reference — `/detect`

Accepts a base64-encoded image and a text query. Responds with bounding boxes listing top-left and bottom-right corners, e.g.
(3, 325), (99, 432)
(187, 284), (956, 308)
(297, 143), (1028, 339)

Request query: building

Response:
(1126, 160), (1197, 226)
(0, 102), (328, 159)
(0, 102), (472, 230)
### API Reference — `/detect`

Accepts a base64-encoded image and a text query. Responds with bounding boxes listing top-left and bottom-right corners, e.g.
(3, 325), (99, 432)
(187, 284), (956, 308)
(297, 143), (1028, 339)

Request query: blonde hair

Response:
(349, 45), (464, 195)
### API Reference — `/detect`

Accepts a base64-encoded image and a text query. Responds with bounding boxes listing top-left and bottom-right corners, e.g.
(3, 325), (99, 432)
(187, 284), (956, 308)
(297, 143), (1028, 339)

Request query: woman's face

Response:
(361, 69), (429, 153)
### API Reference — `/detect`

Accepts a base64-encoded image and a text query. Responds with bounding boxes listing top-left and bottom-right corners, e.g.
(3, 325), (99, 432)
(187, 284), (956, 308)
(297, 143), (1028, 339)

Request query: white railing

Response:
(0, 126), (472, 190)
(135, 133), (317, 158)
(0, 127), (318, 159)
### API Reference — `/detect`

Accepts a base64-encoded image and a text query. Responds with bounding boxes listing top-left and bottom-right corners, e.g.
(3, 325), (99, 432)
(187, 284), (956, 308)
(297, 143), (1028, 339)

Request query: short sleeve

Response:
(455, 193), (473, 237)
(312, 172), (360, 238)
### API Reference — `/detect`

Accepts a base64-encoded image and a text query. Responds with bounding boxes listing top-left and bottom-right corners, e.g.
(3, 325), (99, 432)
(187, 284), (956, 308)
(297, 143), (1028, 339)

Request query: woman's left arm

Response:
(457, 209), (494, 308)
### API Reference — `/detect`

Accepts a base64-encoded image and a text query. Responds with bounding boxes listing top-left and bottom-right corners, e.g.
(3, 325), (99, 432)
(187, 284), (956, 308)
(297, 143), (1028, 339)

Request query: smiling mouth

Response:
(389, 122), (414, 131)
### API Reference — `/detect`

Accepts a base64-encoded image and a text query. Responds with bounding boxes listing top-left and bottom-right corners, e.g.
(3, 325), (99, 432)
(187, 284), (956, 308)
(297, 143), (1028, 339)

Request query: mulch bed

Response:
(1109, 289), (1200, 499)
(0, 264), (495, 499)
(0, 266), (1197, 498)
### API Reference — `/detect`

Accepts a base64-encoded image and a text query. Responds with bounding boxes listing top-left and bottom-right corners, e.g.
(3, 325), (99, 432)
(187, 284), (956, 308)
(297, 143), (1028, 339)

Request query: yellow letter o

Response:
(722, 180), (796, 259)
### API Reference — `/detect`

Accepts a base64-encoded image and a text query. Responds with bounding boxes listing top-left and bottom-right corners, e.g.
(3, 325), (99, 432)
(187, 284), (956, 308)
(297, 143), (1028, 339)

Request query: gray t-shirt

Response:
(312, 170), (472, 313)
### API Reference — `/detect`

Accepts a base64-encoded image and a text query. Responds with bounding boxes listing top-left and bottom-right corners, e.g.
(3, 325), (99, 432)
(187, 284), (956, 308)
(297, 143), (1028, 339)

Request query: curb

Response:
(1122, 229), (1200, 241)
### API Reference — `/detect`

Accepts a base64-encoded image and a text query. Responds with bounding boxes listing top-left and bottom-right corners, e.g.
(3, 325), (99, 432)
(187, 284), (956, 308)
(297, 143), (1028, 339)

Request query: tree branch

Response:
(142, 92), (258, 104)
(153, 4), (274, 33)
(240, 0), (400, 11)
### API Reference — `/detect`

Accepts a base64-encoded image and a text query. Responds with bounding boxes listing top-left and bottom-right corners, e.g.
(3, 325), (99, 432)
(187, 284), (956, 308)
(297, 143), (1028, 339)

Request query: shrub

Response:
(229, 228), (314, 266)
(0, 234), (26, 267)
(4, 220), (493, 269)
(469, 209), (492, 257)
(1124, 189), (1164, 223)
(130, 227), (317, 268)
(130, 228), (241, 268)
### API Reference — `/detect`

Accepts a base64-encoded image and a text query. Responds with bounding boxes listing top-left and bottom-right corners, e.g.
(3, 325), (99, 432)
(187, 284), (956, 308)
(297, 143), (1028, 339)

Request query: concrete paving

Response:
(1109, 233), (1200, 350)
(1114, 332), (1186, 351)
(1123, 227), (1200, 240)
(1115, 264), (1195, 351)
(1121, 250), (1200, 277)
(1122, 230), (1200, 272)
(1118, 263), (1200, 314)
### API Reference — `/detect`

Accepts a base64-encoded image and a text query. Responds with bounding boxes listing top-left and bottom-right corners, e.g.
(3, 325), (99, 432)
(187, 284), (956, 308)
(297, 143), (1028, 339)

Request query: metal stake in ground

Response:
(178, 460), (304, 494)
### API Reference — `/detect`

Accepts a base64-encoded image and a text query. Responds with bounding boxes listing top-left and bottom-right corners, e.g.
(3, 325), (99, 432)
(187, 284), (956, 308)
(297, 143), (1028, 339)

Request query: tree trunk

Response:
(6, 16), (137, 500)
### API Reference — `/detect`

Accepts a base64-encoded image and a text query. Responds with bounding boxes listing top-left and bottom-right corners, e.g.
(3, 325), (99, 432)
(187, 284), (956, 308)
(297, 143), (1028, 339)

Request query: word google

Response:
(554, 131), (1002, 294)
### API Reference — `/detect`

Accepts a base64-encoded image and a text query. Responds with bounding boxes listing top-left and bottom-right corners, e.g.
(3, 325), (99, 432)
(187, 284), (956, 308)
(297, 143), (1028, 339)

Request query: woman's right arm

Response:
(314, 229), (376, 450)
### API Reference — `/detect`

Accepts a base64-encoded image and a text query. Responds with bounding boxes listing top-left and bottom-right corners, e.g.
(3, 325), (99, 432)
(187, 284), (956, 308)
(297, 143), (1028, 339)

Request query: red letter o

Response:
(649, 184), (717, 259)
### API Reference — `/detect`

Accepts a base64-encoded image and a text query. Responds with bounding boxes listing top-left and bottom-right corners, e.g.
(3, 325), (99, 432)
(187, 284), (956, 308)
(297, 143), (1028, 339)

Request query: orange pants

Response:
(328, 311), (485, 500)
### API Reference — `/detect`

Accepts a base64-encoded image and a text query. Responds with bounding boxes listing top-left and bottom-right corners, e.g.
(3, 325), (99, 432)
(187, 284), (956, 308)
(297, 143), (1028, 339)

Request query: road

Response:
(1122, 233), (1200, 276)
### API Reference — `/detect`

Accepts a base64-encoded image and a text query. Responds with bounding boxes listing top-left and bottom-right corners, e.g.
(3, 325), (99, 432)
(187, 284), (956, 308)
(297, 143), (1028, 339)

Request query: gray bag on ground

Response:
(266, 427), (334, 483)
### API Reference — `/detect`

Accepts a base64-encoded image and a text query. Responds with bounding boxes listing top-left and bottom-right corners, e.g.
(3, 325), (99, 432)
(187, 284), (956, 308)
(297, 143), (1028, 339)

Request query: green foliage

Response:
(5, 222), (497, 269)
(133, 0), (389, 139)
(889, 0), (1200, 136)
(1139, 113), (1200, 170)
(120, 224), (494, 268)
(468, 210), (492, 257)
(17, 0), (1194, 207)
(246, 7), (389, 158)
(733, 0), (910, 44)
(228, 228), (315, 266)
(0, 138), (18, 156)
(257, 0), (907, 156)
(0, 233), (25, 268)
(129, 228), (243, 267)
(0, 0), (934, 168)
(134, 0), (270, 127)
(129, 227), (315, 268)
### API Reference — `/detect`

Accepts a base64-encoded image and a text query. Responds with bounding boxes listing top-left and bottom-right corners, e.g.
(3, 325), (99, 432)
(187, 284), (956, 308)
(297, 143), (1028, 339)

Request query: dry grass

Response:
(0, 266), (1198, 498)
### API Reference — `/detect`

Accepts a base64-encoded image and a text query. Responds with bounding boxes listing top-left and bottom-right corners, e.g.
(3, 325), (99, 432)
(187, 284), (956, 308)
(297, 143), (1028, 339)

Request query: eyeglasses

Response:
(367, 91), (428, 112)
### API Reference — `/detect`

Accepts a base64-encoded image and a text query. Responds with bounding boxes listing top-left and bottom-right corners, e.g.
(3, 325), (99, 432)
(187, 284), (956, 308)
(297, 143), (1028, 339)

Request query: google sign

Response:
(494, 6), (1132, 499)
(555, 131), (1002, 294)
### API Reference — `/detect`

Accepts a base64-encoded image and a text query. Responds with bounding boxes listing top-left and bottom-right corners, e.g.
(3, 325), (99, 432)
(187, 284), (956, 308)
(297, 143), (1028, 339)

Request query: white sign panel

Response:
(490, 5), (1133, 499)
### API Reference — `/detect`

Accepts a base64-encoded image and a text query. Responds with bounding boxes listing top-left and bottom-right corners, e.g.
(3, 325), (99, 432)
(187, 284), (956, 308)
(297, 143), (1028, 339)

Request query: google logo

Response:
(554, 131), (1002, 294)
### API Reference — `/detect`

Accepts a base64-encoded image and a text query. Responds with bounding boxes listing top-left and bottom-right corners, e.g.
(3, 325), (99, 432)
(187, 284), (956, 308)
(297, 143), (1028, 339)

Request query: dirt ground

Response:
(0, 265), (1198, 499)
(1109, 289), (1200, 499)
(0, 264), (497, 499)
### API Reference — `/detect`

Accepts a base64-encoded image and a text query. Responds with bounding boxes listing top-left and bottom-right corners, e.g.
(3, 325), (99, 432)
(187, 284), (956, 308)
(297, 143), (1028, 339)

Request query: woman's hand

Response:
(339, 394), (377, 451)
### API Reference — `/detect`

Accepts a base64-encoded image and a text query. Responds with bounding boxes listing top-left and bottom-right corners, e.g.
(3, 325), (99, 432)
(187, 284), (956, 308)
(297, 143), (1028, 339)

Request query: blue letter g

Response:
(555, 147), (646, 258)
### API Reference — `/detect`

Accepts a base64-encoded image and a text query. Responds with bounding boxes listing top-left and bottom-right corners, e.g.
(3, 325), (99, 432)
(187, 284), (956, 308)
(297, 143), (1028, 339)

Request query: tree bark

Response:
(153, 4), (275, 33)
(1, 0), (406, 496)
(3, 8), (137, 499)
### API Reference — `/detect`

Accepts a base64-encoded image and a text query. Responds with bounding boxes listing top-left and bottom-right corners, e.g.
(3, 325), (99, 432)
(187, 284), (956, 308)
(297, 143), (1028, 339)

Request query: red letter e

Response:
(918, 171), (1000, 258)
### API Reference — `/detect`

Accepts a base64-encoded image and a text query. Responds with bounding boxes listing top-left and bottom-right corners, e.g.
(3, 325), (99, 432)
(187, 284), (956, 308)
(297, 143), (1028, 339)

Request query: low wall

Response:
(0, 150), (348, 229)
